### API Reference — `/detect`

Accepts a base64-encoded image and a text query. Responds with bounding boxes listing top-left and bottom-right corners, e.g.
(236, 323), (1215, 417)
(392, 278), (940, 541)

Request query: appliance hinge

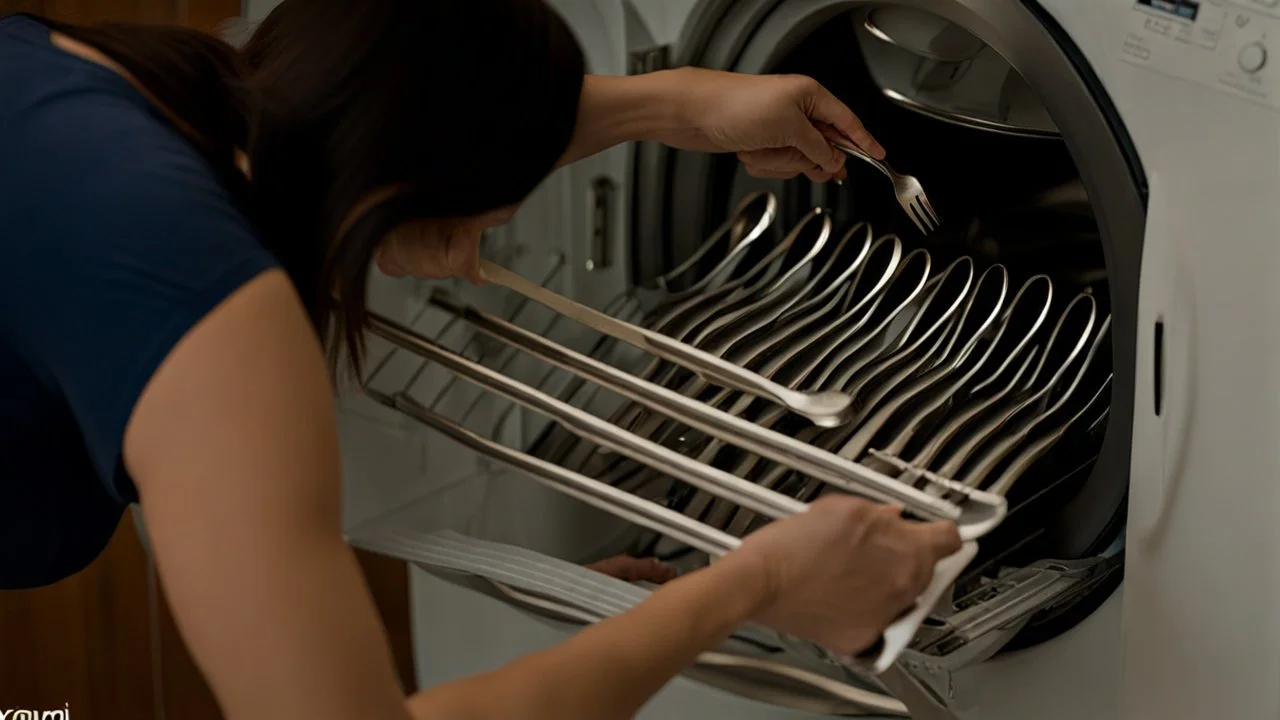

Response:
(629, 45), (671, 75)
(586, 176), (616, 272)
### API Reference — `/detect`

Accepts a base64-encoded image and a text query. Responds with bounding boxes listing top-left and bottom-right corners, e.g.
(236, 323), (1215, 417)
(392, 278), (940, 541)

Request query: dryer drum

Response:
(631, 0), (1142, 661)
(348, 1), (1145, 715)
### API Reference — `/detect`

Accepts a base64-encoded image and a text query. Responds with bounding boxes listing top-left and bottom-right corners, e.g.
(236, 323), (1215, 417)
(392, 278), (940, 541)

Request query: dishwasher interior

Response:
(345, 5), (1129, 713)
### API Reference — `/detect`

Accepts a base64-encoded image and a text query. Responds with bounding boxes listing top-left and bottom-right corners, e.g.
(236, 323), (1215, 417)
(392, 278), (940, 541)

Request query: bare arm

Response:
(557, 68), (883, 178)
(126, 270), (412, 720)
(557, 73), (679, 167)
(125, 269), (773, 720)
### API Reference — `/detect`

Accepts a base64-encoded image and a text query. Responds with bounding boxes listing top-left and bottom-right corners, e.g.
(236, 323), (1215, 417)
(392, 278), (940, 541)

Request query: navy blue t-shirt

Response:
(0, 14), (278, 588)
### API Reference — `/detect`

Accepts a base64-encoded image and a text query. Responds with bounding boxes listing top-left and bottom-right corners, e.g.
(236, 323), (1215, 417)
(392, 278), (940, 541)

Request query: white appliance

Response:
(236, 1), (1280, 717)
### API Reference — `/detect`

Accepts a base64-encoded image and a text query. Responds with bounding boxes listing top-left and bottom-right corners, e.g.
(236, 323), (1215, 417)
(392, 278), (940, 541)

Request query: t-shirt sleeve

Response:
(0, 90), (279, 504)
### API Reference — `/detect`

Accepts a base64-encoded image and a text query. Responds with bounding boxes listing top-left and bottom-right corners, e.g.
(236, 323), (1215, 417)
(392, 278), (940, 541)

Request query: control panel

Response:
(1122, 0), (1280, 110)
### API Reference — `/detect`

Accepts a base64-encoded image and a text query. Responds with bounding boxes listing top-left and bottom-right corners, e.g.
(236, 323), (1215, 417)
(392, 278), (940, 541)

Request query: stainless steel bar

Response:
(419, 295), (1009, 537)
(366, 319), (988, 676)
(370, 314), (807, 521)
(479, 259), (857, 429)
(376, 389), (739, 558)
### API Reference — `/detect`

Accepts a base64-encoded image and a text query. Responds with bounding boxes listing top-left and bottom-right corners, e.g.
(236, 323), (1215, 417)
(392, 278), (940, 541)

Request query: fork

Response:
(832, 141), (941, 235)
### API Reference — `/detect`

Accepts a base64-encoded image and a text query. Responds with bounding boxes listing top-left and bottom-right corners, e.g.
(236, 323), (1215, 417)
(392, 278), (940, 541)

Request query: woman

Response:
(0, 2), (960, 718)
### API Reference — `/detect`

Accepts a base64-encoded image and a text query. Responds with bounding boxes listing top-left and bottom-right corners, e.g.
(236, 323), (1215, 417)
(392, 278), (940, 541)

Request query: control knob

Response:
(1239, 41), (1268, 73)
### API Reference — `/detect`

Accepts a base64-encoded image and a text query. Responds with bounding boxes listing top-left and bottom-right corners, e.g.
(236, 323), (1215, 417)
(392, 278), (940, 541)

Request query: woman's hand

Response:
(560, 69), (883, 183)
(586, 555), (678, 584)
(375, 213), (501, 285)
(659, 67), (885, 183)
(731, 495), (962, 656)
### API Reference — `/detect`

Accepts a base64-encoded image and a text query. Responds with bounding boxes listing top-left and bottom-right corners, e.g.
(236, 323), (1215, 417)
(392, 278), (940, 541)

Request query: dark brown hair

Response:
(33, 1), (585, 376)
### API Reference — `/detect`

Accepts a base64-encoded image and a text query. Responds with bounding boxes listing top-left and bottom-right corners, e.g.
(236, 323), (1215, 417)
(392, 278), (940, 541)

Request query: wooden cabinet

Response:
(0, 515), (414, 719)
(0, 2), (417, 716)
(1, 0), (226, 30)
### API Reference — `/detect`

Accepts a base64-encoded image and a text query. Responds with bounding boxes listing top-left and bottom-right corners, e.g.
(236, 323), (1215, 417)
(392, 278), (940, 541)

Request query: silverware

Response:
(928, 293), (1097, 486)
(829, 257), (975, 408)
(875, 274), (1048, 472)
(804, 248), (932, 390)
(384, 374), (980, 680)
(654, 191), (777, 299)
(603, 211), (840, 437)
(479, 259), (858, 428)
(959, 316), (1111, 491)
(833, 141), (940, 235)
(420, 294), (1008, 536)
(384, 391), (740, 558)
(984, 374), (1113, 497)
(617, 213), (840, 448)
(372, 313), (807, 521)
(640, 231), (889, 522)
(841, 265), (1009, 462)
(657, 240), (920, 519)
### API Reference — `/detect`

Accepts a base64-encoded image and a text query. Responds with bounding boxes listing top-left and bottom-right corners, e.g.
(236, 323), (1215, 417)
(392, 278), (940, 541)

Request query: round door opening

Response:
(632, 0), (1146, 661)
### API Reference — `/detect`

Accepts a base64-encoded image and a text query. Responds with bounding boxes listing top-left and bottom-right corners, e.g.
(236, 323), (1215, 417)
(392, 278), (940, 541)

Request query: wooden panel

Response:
(0, 521), (419, 718)
(0, 0), (178, 23)
(155, 568), (223, 720)
(357, 550), (417, 692)
(0, 515), (157, 718)
(152, 550), (417, 719)
(184, 0), (239, 34)
(0, 0), (238, 27)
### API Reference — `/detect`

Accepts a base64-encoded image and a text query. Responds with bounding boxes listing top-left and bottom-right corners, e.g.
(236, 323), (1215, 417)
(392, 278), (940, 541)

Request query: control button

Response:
(1239, 42), (1268, 73)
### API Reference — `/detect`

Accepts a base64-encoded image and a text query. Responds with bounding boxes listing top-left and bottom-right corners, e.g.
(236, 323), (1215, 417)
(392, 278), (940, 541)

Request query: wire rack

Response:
(356, 198), (1111, 568)
(348, 194), (1117, 675)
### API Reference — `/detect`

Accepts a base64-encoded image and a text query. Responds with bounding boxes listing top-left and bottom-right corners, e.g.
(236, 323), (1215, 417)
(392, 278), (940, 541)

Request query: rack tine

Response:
(368, 313), (807, 521)
(377, 388), (739, 558)
(488, 292), (643, 439)
(420, 292), (1009, 536)
(391, 251), (568, 399)
(479, 259), (858, 429)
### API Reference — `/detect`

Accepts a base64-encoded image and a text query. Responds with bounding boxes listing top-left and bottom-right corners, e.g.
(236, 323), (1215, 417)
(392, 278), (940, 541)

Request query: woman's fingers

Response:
(788, 111), (846, 174)
(917, 520), (964, 558)
(375, 218), (485, 283)
(586, 555), (678, 584)
(803, 80), (885, 159)
(737, 147), (815, 173)
(374, 245), (407, 278)
(740, 147), (845, 182)
(446, 224), (485, 285)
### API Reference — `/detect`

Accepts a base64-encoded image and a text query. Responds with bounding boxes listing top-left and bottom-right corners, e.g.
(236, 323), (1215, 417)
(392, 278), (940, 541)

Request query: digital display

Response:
(1137, 0), (1201, 21)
